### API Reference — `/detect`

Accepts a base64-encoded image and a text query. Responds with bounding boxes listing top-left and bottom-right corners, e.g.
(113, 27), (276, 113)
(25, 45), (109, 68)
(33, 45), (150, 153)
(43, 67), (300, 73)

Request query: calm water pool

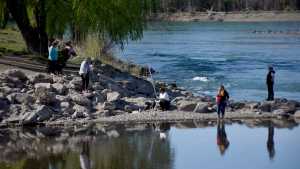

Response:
(0, 121), (299, 169)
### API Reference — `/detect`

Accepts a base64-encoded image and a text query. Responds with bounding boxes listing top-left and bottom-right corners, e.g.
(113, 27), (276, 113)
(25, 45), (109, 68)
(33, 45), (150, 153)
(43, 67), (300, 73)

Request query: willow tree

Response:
(0, 0), (151, 55)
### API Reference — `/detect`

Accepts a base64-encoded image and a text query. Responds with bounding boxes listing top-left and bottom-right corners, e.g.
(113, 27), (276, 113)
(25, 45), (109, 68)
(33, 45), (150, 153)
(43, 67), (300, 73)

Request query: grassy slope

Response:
(0, 27), (27, 56)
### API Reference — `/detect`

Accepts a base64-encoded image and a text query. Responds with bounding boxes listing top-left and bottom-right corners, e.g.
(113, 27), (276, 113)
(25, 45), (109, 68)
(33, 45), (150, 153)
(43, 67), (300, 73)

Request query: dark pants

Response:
(159, 99), (170, 111)
(47, 60), (57, 74)
(217, 102), (227, 118)
(81, 73), (90, 91)
(267, 84), (274, 101)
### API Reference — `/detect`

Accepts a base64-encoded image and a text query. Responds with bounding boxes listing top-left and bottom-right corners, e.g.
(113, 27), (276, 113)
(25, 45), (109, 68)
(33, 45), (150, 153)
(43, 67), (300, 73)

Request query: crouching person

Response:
(79, 58), (92, 92)
(159, 87), (170, 111)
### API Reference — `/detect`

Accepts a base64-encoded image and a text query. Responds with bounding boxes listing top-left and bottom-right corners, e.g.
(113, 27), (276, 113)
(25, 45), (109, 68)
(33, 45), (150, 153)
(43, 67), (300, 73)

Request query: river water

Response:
(119, 22), (300, 101)
(0, 121), (299, 169)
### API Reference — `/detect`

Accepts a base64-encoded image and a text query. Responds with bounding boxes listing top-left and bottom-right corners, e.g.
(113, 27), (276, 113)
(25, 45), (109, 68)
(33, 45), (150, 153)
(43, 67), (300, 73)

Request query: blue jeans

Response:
(217, 102), (227, 117)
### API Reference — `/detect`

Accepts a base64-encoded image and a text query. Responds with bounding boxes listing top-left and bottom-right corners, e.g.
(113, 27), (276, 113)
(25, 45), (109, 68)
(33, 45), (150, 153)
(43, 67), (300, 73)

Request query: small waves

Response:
(192, 76), (209, 82)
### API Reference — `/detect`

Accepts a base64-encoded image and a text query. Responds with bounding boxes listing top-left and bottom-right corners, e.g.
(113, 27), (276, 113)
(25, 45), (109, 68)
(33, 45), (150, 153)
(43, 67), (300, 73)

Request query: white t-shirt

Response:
(79, 60), (92, 75)
(159, 92), (170, 101)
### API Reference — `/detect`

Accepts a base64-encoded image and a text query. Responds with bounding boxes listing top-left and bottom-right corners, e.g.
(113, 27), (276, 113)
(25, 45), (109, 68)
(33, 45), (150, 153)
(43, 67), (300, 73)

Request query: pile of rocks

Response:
(1, 67), (300, 126)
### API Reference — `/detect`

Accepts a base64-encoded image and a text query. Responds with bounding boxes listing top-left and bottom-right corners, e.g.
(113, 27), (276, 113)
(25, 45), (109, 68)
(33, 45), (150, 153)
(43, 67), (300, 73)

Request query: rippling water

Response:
(0, 121), (299, 169)
(119, 22), (300, 101)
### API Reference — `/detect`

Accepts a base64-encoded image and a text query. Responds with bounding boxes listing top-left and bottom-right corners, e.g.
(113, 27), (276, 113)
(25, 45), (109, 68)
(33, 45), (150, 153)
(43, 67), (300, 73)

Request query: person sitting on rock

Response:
(79, 58), (92, 92)
(159, 87), (170, 111)
(216, 85), (229, 119)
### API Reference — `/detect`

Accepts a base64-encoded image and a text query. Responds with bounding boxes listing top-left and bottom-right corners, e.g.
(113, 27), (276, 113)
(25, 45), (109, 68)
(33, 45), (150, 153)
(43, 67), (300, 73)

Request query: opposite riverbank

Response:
(150, 11), (300, 22)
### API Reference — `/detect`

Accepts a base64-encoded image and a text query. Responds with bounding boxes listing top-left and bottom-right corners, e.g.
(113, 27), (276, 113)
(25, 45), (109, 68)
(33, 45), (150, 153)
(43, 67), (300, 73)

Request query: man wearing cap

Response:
(266, 66), (275, 101)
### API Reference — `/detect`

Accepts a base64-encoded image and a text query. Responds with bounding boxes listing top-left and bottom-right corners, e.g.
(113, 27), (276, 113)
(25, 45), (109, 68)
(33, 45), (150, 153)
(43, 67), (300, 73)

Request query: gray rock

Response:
(107, 91), (121, 102)
(258, 101), (273, 112)
(177, 100), (198, 112)
(294, 110), (300, 118)
(71, 94), (91, 107)
(55, 95), (70, 102)
(34, 83), (56, 105)
(7, 93), (34, 104)
(0, 86), (13, 96)
(69, 77), (82, 91)
(29, 73), (53, 84)
(22, 105), (54, 123)
(60, 102), (74, 114)
(193, 102), (210, 113)
(4, 69), (28, 81)
(124, 104), (140, 113)
(135, 80), (154, 97)
(92, 92), (106, 105)
(72, 104), (89, 118)
(52, 83), (67, 95)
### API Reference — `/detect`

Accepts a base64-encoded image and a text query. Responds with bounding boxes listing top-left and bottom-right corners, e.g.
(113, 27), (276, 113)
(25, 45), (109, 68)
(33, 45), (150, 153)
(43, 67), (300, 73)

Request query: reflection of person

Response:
(159, 87), (170, 111)
(80, 141), (91, 169)
(216, 85), (229, 119)
(216, 120), (230, 155)
(266, 66), (275, 101)
(267, 124), (275, 160)
(159, 123), (171, 140)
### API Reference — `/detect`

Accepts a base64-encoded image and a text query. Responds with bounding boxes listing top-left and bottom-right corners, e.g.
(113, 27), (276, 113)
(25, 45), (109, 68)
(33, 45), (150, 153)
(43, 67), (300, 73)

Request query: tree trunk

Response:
(6, 0), (48, 56)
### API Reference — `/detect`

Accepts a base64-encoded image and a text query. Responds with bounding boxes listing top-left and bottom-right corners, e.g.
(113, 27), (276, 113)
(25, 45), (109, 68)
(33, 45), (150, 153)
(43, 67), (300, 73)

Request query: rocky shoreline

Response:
(0, 62), (300, 128)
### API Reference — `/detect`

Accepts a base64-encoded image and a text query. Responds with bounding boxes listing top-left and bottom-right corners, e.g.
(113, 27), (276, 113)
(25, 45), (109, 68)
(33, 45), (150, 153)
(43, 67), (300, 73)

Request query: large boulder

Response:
(29, 73), (53, 84)
(4, 69), (28, 81)
(52, 83), (67, 95)
(69, 77), (82, 91)
(34, 83), (56, 105)
(258, 101), (273, 112)
(70, 94), (91, 107)
(107, 91), (121, 102)
(134, 80), (154, 97)
(177, 100), (198, 112)
(22, 105), (54, 124)
(193, 102), (211, 113)
(6, 93), (35, 104)
(60, 102), (74, 115)
(72, 104), (89, 118)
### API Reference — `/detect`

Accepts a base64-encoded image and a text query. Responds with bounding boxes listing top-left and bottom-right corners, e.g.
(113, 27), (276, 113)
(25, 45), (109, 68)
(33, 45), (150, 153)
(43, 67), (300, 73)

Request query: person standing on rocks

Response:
(47, 40), (59, 74)
(159, 87), (170, 111)
(59, 41), (77, 73)
(79, 58), (92, 92)
(216, 85), (229, 119)
(266, 66), (275, 101)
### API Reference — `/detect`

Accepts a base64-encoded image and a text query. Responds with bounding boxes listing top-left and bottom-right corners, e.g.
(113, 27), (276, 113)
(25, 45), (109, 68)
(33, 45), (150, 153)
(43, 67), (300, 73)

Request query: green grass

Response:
(0, 27), (27, 56)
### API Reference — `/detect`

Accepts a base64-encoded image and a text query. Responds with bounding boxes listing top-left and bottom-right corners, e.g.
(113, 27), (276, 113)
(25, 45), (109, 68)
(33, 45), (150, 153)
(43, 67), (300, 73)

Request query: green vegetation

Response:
(0, 27), (27, 56)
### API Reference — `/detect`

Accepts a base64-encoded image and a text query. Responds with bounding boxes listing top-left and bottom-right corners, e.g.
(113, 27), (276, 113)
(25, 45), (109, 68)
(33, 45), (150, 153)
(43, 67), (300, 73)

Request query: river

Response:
(119, 21), (300, 101)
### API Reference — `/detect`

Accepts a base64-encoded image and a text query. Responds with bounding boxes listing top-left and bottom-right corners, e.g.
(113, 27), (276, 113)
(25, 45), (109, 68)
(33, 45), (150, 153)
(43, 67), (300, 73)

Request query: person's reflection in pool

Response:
(267, 122), (275, 160)
(79, 137), (93, 169)
(159, 123), (171, 141)
(216, 120), (230, 156)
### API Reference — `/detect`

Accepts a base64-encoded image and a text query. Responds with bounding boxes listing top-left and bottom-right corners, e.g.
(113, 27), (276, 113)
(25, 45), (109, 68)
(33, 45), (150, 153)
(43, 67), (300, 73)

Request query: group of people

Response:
(47, 39), (77, 75)
(47, 40), (276, 116)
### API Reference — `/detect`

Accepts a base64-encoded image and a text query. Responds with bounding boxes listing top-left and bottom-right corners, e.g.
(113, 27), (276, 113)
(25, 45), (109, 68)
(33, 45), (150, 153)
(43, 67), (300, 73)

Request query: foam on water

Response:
(192, 76), (209, 82)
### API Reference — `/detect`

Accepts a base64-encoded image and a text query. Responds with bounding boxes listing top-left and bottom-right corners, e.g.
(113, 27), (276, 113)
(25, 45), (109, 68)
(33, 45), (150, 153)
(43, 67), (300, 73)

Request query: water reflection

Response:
(0, 120), (299, 169)
(216, 120), (230, 156)
(267, 122), (275, 160)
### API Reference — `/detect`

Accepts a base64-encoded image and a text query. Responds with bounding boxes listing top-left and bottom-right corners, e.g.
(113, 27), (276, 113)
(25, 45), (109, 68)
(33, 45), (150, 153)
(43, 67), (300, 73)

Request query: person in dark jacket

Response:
(59, 41), (77, 73)
(266, 66), (275, 101)
(216, 85), (229, 119)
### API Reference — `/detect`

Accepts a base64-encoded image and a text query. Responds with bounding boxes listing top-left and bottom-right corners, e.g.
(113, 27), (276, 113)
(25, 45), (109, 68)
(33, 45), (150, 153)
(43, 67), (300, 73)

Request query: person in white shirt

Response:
(79, 58), (92, 92)
(159, 87), (170, 111)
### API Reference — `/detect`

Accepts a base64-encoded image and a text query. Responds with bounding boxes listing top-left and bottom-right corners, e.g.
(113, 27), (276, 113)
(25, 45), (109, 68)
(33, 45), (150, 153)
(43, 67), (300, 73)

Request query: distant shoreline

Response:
(149, 11), (300, 22)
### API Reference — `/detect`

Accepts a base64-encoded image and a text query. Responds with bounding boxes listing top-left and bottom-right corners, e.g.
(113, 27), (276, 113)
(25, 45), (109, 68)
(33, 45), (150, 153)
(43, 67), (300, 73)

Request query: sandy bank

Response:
(151, 11), (300, 22)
